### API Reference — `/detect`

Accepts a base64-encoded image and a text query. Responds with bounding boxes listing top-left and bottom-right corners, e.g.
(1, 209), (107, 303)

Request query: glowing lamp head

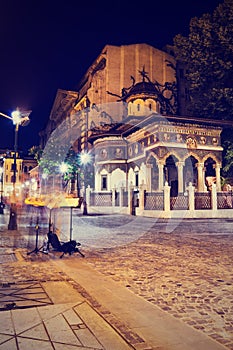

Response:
(11, 110), (21, 125)
(80, 151), (91, 165)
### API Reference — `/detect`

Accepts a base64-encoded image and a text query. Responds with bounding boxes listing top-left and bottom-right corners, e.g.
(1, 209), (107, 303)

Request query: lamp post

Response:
(0, 157), (4, 214)
(0, 109), (31, 230)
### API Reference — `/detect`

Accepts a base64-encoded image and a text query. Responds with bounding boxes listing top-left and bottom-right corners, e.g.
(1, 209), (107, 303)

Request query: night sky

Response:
(0, 0), (222, 153)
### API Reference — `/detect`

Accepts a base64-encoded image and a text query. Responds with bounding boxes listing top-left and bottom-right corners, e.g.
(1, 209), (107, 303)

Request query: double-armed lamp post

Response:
(0, 109), (31, 230)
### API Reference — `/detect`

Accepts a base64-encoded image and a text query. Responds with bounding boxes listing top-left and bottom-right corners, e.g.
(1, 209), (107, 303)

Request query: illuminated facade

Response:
(0, 150), (37, 202)
(40, 43), (231, 217)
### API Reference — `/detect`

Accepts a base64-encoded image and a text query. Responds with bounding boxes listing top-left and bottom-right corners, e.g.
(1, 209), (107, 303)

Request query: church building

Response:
(40, 43), (229, 217)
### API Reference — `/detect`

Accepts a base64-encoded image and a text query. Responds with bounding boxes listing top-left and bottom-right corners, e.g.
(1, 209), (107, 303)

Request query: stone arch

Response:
(202, 153), (220, 165)
(111, 168), (126, 189)
(163, 151), (182, 163)
(146, 151), (160, 165)
(203, 156), (218, 191)
(165, 154), (179, 197)
(204, 157), (216, 177)
(146, 153), (160, 191)
(183, 151), (201, 163)
(183, 155), (198, 188)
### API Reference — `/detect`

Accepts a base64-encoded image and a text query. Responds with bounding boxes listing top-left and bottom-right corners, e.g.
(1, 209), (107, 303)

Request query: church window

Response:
(101, 175), (107, 190)
(137, 104), (140, 111)
(135, 172), (139, 188)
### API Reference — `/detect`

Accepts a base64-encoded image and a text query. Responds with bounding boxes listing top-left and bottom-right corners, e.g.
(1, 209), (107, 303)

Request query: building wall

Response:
(86, 43), (176, 115)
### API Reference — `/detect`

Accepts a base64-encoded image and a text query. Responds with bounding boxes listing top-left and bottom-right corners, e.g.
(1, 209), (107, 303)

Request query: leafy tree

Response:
(173, 0), (233, 120)
(62, 147), (81, 196)
(28, 145), (43, 161)
(173, 0), (233, 182)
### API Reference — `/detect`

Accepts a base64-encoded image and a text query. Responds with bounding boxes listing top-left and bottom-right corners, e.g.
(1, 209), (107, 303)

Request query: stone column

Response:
(146, 164), (152, 192)
(214, 163), (221, 192)
(128, 184), (134, 215)
(163, 181), (171, 212)
(187, 182), (195, 211)
(119, 186), (124, 207)
(139, 181), (146, 210)
(176, 161), (184, 193)
(112, 188), (116, 207)
(211, 183), (217, 211)
(158, 162), (164, 191)
(197, 163), (205, 192)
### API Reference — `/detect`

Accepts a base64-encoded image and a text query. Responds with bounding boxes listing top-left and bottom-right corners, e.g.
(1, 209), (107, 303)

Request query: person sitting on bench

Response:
(47, 230), (85, 258)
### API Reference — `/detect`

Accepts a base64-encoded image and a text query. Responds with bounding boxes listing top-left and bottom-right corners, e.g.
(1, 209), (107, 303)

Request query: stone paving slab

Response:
(0, 302), (132, 350)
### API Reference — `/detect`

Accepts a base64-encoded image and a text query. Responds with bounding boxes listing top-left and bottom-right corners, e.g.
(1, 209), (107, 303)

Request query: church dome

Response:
(122, 81), (159, 103)
(129, 81), (158, 96)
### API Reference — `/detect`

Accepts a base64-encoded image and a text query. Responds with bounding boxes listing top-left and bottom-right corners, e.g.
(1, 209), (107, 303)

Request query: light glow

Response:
(80, 151), (92, 165)
(60, 162), (69, 173)
(11, 110), (21, 125)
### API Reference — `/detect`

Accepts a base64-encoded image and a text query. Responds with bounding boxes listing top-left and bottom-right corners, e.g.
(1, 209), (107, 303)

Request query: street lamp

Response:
(0, 109), (31, 230)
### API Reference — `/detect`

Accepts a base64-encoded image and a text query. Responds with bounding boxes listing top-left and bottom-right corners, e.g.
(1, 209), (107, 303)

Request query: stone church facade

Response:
(40, 43), (232, 217)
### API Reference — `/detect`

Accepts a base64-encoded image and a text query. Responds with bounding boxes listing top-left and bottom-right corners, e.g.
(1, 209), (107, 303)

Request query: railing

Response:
(87, 185), (233, 216)
(145, 192), (164, 210)
(170, 194), (188, 210)
(195, 192), (211, 210)
(90, 192), (112, 206)
(217, 191), (233, 209)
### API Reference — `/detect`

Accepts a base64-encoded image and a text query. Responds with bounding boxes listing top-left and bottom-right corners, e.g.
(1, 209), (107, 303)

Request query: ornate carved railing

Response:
(170, 194), (189, 210)
(90, 192), (112, 206)
(217, 192), (233, 209)
(144, 192), (164, 210)
(195, 192), (211, 210)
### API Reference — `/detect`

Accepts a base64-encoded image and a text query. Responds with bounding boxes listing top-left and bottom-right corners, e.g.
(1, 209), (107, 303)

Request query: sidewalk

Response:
(0, 250), (228, 350)
(0, 214), (231, 349)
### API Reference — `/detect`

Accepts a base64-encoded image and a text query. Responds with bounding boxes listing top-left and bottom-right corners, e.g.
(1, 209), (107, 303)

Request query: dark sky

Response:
(0, 0), (222, 153)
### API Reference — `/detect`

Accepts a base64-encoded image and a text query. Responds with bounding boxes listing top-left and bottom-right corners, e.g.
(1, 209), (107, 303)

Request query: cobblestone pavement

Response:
(0, 212), (233, 349)
(81, 219), (233, 350)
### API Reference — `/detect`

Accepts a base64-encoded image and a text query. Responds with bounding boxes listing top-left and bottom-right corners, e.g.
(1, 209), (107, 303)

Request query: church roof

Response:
(124, 81), (158, 99)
